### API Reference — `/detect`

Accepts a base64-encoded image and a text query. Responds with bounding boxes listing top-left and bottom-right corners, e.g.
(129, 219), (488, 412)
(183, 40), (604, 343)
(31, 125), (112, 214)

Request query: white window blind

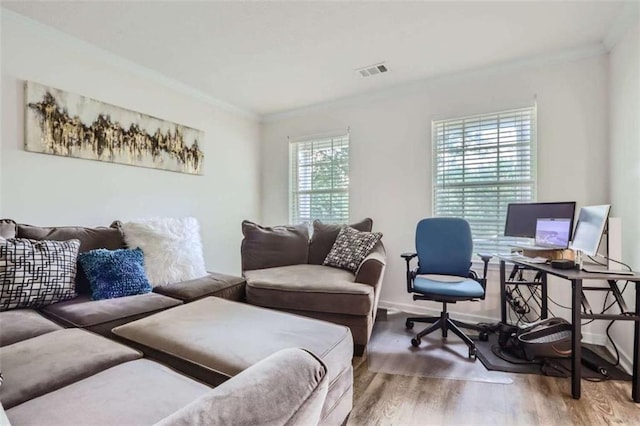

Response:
(433, 106), (537, 255)
(290, 134), (349, 224)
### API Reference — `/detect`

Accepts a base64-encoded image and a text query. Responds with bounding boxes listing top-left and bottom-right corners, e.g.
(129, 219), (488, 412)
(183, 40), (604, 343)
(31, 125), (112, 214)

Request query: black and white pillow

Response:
(323, 226), (382, 273)
(0, 238), (80, 311)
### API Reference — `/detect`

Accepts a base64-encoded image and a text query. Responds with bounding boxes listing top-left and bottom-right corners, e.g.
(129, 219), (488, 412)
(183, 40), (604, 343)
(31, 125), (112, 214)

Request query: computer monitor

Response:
(570, 204), (611, 256)
(504, 202), (577, 239)
(535, 218), (571, 249)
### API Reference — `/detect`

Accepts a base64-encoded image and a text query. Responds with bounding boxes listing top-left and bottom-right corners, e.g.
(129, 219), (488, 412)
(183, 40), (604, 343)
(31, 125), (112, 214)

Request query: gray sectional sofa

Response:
(0, 219), (358, 425)
(0, 310), (329, 425)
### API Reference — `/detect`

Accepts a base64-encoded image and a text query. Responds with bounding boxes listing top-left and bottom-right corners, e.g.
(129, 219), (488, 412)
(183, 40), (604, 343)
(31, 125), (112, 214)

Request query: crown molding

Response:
(262, 43), (607, 123)
(604, 2), (640, 51)
(0, 7), (260, 121)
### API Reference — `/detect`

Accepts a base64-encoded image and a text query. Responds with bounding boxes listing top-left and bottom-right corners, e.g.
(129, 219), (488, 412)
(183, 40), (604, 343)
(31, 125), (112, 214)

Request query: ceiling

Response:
(1, 1), (629, 116)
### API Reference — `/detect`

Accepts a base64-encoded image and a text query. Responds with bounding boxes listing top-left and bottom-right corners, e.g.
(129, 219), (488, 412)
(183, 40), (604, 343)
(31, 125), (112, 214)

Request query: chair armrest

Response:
(401, 252), (417, 260)
(355, 242), (386, 286)
(401, 252), (418, 293)
(475, 253), (493, 291)
(154, 349), (328, 426)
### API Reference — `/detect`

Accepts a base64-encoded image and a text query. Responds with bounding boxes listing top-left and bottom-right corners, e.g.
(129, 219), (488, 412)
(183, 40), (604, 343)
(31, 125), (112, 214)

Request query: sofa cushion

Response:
(6, 359), (211, 426)
(0, 239), (80, 311)
(153, 272), (246, 303)
(78, 248), (152, 300)
(0, 220), (16, 239)
(40, 292), (181, 328)
(323, 226), (383, 272)
(308, 218), (373, 265)
(0, 309), (62, 347)
(120, 217), (208, 286)
(16, 222), (126, 294)
(112, 297), (353, 388)
(16, 222), (125, 253)
(0, 328), (141, 408)
(241, 220), (309, 271)
(245, 265), (374, 316)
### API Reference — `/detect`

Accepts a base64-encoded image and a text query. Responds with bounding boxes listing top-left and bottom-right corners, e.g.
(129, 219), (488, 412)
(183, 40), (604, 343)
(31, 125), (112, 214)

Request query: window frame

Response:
(431, 106), (538, 255)
(288, 132), (350, 225)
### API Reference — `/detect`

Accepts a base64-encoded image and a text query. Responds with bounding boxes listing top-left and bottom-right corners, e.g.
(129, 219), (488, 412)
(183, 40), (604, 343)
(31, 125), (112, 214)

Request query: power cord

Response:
(587, 255), (633, 272)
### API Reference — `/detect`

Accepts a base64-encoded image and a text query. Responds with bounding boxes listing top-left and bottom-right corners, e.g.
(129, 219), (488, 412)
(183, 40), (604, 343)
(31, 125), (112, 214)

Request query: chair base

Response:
(405, 304), (486, 360)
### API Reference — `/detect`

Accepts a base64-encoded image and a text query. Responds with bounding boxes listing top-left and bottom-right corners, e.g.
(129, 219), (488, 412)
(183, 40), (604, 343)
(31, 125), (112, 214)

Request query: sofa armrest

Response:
(154, 348), (328, 426)
(355, 241), (386, 286)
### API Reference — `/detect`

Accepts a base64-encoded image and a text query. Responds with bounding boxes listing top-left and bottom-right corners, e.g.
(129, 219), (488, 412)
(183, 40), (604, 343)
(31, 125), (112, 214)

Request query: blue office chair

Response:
(402, 217), (491, 359)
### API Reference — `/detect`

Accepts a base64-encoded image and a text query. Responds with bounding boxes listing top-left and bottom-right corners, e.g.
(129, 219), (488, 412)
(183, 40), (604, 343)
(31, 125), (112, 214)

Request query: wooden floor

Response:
(348, 354), (640, 426)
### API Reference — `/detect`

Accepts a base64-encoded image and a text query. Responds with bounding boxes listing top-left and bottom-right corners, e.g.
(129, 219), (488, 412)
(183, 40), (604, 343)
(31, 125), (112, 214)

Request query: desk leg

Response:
(633, 281), (640, 402)
(500, 261), (507, 324)
(571, 279), (582, 399)
(541, 272), (548, 320)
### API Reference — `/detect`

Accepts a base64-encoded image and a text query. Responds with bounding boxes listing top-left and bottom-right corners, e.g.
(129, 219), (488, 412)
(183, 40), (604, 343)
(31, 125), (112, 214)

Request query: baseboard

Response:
(378, 300), (609, 350)
(378, 300), (498, 325)
(605, 339), (633, 375)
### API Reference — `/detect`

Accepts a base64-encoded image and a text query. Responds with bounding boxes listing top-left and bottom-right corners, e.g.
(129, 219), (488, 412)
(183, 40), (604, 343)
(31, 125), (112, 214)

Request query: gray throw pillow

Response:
(17, 222), (126, 295)
(0, 239), (80, 311)
(308, 218), (373, 265)
(323, 226), (382, 273)
(241, 221), (309, 271)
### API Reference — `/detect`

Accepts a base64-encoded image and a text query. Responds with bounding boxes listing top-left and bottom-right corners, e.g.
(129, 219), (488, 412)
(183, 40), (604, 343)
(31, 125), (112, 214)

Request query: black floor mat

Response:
(473, 332), (631, 381)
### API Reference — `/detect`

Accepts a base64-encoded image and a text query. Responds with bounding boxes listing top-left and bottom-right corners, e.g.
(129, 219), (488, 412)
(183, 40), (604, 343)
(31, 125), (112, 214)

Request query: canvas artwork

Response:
(24, 81), (204, 175)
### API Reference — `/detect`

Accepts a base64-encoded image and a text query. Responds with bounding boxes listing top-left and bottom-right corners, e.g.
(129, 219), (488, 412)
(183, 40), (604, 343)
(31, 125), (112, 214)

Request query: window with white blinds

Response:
(289, 134), (349, 224)
(433, 107), (537, 255)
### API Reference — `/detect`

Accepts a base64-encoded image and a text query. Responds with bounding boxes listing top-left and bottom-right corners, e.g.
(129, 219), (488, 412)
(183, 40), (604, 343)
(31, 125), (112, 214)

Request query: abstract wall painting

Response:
(24, 81), (204, 175)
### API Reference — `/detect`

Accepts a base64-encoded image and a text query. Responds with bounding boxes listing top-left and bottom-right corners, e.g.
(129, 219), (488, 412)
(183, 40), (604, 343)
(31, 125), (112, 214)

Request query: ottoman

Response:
(112, 297), (353, 426)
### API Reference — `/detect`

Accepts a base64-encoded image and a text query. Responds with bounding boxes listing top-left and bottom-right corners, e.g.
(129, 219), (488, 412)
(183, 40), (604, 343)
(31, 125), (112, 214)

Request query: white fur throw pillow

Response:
(121, 217), (207, 286)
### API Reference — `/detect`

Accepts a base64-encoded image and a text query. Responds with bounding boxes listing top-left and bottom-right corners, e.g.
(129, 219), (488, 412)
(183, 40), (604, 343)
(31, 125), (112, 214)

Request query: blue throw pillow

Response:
(78, 248), (152, 300)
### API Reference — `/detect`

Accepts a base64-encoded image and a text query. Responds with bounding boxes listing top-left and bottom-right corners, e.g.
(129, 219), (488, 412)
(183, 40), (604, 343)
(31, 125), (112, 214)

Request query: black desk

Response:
(496, 256), (640, 402)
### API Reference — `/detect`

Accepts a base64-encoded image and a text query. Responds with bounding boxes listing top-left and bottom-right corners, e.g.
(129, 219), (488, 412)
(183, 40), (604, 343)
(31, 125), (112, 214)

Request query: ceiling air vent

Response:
(356, 63), (388, 77)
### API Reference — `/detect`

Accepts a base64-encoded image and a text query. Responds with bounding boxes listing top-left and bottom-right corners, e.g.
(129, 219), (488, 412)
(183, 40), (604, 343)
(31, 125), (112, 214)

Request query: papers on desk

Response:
(497, 253), (549, 264)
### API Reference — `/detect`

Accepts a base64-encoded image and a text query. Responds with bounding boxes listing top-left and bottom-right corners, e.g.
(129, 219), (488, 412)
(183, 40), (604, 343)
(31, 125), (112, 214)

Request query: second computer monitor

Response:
(504, 202), (577, 239)
(569, 204), (611, 256)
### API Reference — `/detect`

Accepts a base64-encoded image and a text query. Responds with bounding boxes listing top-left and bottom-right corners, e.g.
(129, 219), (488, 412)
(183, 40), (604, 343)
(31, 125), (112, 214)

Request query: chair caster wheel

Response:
(411, 337), (421, 347)
(469, 347), (477, 360)
(405, 320), (414, 330)
(479, 331), (489, 342)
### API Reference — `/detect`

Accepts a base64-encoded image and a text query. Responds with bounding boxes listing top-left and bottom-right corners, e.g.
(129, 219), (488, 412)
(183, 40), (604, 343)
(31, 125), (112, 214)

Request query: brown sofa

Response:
(1, 219), (245, 337)
(241, 219), (386, 355)
(0, 310), (329, 425)
(1, 218), (353, 425)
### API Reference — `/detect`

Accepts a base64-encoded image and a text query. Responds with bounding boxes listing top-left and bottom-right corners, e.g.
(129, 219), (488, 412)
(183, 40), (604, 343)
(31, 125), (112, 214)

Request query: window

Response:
(290, 133), (349, 224)
(432, 106), (537, 254)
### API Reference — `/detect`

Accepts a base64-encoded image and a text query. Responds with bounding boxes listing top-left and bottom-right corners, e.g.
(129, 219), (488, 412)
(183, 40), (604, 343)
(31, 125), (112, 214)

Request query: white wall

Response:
(609, 20), (640, 369)
(262, 53), (611, 338)
(0, 12), (262, 275)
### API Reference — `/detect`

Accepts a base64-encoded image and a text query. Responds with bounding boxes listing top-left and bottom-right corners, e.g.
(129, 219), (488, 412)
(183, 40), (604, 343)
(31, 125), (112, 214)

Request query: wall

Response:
(609, 20), (640, 368)
(0, 11), (262, 275)
(262, 52), (611, 339)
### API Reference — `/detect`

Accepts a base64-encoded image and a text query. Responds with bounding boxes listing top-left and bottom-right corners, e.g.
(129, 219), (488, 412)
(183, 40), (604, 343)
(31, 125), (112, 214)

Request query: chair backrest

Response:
(415, 217), (472, 277)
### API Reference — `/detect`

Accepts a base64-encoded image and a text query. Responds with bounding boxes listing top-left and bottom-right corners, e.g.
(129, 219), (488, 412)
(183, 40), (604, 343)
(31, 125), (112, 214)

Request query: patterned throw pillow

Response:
(0, 239), (80, 311)
(323, 226), (382, 272)
(78, 248), (152, 300)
